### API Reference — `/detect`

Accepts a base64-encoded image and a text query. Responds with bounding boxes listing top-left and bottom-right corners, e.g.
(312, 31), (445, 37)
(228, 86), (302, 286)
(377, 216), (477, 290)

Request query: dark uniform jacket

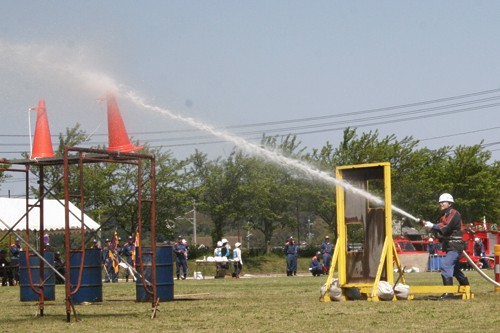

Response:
(284, 242), (298, 256)
(436, 207), (464, 252)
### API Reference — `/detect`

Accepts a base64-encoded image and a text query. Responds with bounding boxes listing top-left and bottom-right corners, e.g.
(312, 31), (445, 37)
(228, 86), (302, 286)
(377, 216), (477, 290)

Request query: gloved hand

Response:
(423, 221), (434, 229)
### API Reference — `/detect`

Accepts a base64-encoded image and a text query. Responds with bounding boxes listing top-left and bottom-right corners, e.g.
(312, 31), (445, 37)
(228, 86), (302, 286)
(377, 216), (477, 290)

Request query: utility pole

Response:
(308, 217), (312, 244)
(193, 200), (197, 245)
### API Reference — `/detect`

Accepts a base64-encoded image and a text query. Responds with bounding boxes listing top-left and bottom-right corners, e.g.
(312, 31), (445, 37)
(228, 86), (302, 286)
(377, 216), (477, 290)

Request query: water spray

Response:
(121, 90), (419, 221)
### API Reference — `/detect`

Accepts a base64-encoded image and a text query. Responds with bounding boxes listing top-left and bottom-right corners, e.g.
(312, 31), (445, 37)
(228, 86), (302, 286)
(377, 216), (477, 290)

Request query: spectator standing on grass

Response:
(284, 236), (298, 276)
(232, 242), (243, 278)
(320, 236), (333, 273)
(174, 235), (189, 280)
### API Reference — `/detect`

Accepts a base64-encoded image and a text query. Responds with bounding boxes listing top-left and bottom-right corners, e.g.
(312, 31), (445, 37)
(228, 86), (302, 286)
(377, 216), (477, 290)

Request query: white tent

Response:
(0, 198), (100, 232)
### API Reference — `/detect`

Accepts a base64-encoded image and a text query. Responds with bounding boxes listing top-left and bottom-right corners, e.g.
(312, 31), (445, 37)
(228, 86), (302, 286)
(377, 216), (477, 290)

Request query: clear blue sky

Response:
(1, 1), (500, 197)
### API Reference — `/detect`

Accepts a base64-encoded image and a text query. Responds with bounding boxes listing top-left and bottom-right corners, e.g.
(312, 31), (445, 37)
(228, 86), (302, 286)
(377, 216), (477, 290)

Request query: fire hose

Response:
(462, 250), (500, 288)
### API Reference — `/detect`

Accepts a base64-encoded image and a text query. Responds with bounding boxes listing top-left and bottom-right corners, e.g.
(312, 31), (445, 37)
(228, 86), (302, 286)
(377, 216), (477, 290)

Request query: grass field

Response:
(1, 263), (500, 332)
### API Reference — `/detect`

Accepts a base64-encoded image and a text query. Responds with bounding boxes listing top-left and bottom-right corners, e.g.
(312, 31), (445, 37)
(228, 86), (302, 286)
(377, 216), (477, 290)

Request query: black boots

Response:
(439, 276), (454, 300)
(177, 274), (180, 280)
(439, 276), (462, 300)
(458, 277), (469, 286)
(293, 271), (296, 276)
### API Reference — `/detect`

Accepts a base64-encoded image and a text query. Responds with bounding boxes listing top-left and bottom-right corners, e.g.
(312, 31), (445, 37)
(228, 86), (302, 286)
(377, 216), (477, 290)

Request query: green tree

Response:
(190, 150), (251, 247)
(241, 158), (297, 253)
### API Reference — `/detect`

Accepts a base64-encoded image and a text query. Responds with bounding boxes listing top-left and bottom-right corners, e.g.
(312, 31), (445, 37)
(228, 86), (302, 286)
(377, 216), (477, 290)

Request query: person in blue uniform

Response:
(320, 236), (333, 274)
(122, 236), (135, 282)
(90, 239), (101, 249)
(102, 238), (115, 283)
(284, 236), (298, 276)
(309, 251), (325, 276)
(473, 237), (488, 268)
(427, 238), (438, 255)
(423, 193), (468, 300)
(54, 251), (65, 284)
(9, 237), (22, 285)
(174, 235), (189, 280)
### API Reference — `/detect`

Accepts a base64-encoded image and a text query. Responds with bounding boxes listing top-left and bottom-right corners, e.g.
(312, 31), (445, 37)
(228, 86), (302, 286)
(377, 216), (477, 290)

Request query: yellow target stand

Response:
(320, 162), (473, 302)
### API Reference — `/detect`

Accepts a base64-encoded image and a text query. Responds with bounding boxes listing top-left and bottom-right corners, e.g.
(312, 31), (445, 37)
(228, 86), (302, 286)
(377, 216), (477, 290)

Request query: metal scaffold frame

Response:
(1, 146), (158, 321)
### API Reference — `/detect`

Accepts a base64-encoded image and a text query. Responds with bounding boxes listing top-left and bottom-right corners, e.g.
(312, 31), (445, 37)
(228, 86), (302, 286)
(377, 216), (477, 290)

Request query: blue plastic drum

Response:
(19, 251), (55, 301)
(69, 249), (102, 303)
(136, 246), (173, 302)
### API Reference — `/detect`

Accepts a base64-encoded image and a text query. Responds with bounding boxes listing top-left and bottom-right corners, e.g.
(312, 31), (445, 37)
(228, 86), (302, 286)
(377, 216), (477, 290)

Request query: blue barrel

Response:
(69, 249), (102, 303)
(428, 254), (444, 271)
(136, 246), (173, 302)
(19, 251), (55, 301)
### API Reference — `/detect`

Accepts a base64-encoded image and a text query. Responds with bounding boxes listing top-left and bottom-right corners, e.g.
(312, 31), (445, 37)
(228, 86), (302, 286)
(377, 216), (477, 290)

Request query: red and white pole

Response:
(495, 245), (500, 292)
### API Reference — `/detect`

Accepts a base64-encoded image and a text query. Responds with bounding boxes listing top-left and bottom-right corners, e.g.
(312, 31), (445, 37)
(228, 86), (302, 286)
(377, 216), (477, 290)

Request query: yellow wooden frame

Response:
(320, 162), (473, 302)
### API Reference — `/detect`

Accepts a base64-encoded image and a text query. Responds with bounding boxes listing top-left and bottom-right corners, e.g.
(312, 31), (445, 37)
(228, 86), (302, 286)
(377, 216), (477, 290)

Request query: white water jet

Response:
(0, 38), (418, 221)
(122, 91), (419, 222)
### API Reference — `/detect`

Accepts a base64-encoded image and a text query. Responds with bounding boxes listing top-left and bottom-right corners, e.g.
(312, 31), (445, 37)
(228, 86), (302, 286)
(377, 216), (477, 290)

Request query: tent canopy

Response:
(0, 198), (100, 232)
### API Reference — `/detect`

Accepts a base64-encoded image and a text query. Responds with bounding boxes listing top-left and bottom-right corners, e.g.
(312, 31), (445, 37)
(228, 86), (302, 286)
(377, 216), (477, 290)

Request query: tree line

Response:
(2, 125), (500, 252)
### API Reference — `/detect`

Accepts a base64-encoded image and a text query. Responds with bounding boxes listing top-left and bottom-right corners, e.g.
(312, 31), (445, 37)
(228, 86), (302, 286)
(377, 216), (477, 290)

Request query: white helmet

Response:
(221, 238), (228, 244)
(217, 241), (223, 247)
(438, 193), (454, 203)
(428, 238), (434, 242)
(235, 242), (241, 248)
(474, 237), (480, 242)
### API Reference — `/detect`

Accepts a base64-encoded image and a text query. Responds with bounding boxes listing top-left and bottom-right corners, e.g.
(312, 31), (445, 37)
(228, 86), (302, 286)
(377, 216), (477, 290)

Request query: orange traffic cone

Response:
(30, 99), (55, 159)
(106, 93), (144, 153)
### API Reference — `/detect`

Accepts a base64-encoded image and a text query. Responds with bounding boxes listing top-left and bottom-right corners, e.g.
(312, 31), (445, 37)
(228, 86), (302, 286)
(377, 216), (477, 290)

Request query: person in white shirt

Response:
(232, 242), (243, 278)
(214, 241), (222, 257)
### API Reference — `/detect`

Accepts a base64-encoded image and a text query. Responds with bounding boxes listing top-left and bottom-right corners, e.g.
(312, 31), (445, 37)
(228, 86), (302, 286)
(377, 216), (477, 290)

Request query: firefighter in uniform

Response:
(427, 237), (438, 255)
(473, 237), (488, 268)
(309, 251), (324, 276)
(102, 239), (115, 283)
(423, 193), (469, 299)
(174, 235), (189, 280)
(122, 235), (135, 282)
(9, 238), (22, 285)
(90, 239), (101, 249)
(320, 236), (333, 274)
(284, 236), (298, 276)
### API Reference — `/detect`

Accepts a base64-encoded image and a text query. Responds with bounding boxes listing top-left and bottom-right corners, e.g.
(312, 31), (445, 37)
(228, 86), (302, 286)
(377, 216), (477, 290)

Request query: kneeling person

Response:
(309, 251), (324, 276)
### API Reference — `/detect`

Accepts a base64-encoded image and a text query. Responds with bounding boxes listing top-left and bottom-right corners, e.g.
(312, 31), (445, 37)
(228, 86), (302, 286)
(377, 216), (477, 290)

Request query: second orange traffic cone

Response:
(30, 99), (55, 159)
(106, 93), (144, 153)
